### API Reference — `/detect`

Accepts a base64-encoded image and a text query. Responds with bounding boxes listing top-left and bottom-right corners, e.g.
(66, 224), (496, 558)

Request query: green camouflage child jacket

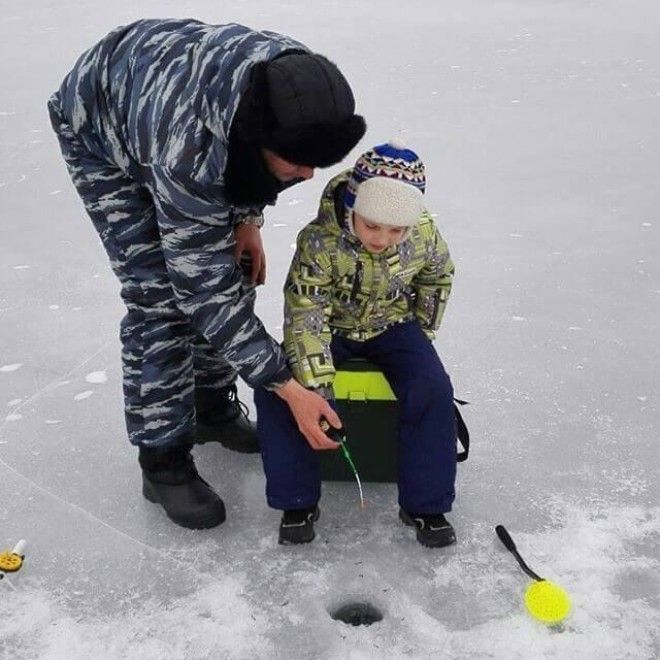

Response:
(283, 171), (454, 391)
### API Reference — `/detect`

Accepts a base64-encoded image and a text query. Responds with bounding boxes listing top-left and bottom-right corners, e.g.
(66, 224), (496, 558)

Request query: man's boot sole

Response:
(142, 480), (226, 530)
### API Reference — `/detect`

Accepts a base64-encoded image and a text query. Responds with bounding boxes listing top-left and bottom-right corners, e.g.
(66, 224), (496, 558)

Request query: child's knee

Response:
(255, 387), (296, 433)
(433, 369), (454, 404)
(253, 386), (268, 409)
(400, 372), (453, 420)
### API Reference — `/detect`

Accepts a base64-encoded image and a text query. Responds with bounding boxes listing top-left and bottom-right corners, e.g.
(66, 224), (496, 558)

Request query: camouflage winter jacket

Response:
(283, 171), (454, 391)
(49, 19), (308, 389)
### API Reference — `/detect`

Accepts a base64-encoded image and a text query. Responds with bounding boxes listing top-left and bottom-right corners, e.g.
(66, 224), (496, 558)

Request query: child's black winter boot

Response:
(279, 506), (320, 545)
(399, 509), (456, 548)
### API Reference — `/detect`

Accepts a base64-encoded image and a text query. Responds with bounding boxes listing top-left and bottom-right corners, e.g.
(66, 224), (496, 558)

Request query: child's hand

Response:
(275, 379), (342, 450)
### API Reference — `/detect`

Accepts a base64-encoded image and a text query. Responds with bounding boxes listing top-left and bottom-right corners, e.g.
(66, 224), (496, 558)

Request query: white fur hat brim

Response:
(353, 177), (425, 228)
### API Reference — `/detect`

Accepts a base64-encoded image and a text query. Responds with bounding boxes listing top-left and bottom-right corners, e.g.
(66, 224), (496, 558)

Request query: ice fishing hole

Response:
(330, 601), (383, 626)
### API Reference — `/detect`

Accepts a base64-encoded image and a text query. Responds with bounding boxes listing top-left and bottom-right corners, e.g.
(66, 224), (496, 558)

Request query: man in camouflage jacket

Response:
(47, 18), (365, 529)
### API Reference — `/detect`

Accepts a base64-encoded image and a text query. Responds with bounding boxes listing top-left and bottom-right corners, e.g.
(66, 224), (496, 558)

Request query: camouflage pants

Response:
(48, 100), (240, 448)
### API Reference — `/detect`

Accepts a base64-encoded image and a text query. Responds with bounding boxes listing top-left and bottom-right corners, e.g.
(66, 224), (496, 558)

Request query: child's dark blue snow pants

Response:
(255, 321), (457, 514)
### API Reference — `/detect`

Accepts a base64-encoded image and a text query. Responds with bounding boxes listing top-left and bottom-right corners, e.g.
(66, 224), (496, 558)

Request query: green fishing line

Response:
(339, 441), (358, 475)
(339, 440), (366, 508)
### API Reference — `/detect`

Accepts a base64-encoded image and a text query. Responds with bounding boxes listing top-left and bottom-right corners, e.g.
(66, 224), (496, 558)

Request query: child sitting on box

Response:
(255, 138), (457, 547)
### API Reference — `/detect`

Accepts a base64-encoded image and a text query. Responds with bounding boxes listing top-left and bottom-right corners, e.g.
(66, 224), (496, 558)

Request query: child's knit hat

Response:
(344, 138), (426, 235)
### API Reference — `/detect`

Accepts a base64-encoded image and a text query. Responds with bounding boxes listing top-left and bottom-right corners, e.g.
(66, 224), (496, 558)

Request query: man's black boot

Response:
(195, 385), (260, 453)
(139, 444), (226, 529)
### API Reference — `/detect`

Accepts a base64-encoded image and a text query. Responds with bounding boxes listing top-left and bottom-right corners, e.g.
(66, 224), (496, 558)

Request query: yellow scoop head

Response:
(524, 580), (571, 624)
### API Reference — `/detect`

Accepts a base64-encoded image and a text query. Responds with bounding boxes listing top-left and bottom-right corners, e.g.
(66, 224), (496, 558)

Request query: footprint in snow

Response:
(0, 363), (23, 373)
(85, 371), (108, 384)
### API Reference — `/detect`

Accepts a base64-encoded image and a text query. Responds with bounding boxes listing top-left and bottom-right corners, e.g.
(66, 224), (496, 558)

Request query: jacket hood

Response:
(195, 27), (309, 184)
(314, 171), (354, 237)
(114, 20), (308, 184)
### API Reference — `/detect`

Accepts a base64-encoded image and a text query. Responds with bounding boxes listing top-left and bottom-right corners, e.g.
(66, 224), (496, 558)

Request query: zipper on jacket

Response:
(350, 259), (363, 303)
(366, 255), (383, 323)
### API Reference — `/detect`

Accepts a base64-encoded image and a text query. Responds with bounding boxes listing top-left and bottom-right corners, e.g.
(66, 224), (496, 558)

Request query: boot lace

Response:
(225, 385), (251, 418)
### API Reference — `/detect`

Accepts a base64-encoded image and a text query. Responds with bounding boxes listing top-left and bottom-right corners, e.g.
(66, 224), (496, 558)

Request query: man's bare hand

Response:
(234, 222), (266, 285)
(276, 379), (342, 450)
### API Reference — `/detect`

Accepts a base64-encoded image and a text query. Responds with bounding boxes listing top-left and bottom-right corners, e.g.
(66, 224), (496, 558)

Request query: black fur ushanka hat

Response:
(232, 52), (366, 168)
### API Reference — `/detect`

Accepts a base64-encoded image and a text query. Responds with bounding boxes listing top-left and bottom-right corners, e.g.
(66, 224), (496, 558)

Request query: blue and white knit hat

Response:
(344, 138), (426, 234)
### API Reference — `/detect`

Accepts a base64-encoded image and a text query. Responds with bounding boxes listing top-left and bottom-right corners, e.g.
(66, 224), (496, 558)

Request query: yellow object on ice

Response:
(0, 551), (23, 573)
(524, 580), (571, 624)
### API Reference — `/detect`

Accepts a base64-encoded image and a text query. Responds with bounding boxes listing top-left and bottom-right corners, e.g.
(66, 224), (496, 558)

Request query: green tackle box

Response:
(320, 358), (470, 483)
(321, 358), (399, 483)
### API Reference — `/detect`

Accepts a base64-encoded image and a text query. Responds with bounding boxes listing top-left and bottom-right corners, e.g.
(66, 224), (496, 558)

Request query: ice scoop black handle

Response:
(496, 525), (517, 553)
(495, 525), (544, 582)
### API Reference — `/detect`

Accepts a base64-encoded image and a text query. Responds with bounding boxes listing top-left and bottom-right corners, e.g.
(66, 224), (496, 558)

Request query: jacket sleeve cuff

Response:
(261, 365), (293, 392)
(304, 385), (333, 400)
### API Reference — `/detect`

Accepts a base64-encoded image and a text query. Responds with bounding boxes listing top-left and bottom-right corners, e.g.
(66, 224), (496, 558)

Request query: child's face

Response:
(353, 213), (407, 253)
